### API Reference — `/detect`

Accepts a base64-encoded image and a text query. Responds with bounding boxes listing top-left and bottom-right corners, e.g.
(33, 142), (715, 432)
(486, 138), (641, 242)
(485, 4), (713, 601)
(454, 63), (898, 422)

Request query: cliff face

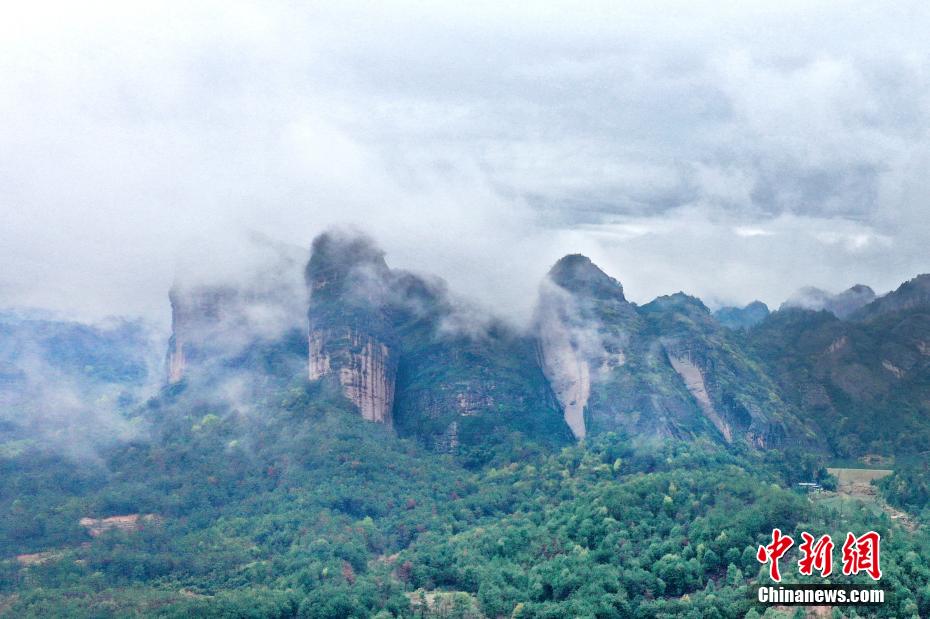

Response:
(391, 323), (570, 451)
(534, 256), (640, 439)
(305, 232), (398, 426)
(309, 327), (396, 424)
(306, 231), (571, 448)
(534, 256), (819, 449)
(535, 298), (591, 439)
(641, 293), (811, 449)
(165, 237), (308, 385)
(166, 285), (236, 384)
(534, 256), (701, 441)
(665, 349), (730, 442)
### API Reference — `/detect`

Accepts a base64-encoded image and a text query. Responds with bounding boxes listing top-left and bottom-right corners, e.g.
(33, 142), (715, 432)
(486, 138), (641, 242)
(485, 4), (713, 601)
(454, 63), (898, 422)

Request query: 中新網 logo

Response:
(756, 529), (882, 582)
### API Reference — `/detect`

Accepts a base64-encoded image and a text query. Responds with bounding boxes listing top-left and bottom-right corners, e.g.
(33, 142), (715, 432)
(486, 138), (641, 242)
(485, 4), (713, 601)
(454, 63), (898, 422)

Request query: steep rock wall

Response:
(533, 257), (639, 441)
(666, 350), (732, 442)
(165, 285), (236, 384)
(536, 306), (590, 440)
(167, 339), (186, 384)
(305, 231), (571, 448)
(309, 328), (396, 424)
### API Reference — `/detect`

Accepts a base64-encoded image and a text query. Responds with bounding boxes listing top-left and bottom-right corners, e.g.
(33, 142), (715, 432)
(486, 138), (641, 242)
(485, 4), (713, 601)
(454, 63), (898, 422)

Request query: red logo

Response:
(841, 531), (882, 580)
(757, 530), (881, 581)
(798, 533), (834, 577)
(757, 528), (794, 582)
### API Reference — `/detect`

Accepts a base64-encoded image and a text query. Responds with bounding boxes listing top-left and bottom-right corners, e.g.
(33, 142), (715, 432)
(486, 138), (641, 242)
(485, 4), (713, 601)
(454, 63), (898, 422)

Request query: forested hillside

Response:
(4, 235), (930, 618)
(3, 369), (928, 617)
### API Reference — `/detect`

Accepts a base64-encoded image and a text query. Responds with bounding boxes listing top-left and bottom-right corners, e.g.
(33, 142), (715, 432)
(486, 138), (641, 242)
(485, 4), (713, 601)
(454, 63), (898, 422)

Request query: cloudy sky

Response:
(2, 1), (929, 326)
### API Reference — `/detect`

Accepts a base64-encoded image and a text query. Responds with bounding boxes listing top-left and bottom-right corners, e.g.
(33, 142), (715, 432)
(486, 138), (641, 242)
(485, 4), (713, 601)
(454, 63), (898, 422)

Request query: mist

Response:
(2, 2), (930, 328)
(0, 313), (164, 459)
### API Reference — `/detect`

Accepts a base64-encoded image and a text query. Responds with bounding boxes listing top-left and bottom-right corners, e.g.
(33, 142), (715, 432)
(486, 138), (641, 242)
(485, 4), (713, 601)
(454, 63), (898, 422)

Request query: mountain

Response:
(166, 236), (308, 386)
(850, 274), (930, 322)
(748, 304), (930, 455)
(780, 284), (876, 319)
(0, 310), (154, 388)
(534, 254), (646, 440)
(111, 232), (930, 461)
(305, 231), (571, 456)
(305, 232), (399, 424)
(712, 300), (770, 330)
(7, 235), (930, 617)
(534, 256), (817, 449)
(167, 236), (825, 454)
(640, 294), (819, 449)
(748, 274), (930, 455)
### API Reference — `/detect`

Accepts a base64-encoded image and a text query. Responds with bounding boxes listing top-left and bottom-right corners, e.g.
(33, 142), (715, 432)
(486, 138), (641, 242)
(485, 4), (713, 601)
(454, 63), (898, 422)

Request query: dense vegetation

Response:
(878, 461), (930, 516)
(4, 255), (930, 617)
(748, 308), (930, 456)
(2, 371), (929, 618)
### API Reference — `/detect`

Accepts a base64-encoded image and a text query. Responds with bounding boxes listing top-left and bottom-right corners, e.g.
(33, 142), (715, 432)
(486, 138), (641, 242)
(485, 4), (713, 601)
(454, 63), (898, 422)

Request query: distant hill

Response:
(780, 284), (876, 319)
(0, 312), (160, 454)
(748, 305), (930, 455)
(850, 274), (930, 322)
(713, 301), (770, 330)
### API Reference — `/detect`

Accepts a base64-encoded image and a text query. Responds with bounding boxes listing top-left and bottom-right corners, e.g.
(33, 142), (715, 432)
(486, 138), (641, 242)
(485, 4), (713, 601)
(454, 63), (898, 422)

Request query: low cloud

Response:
(1, 2), (929, 327)
(0, 315), (163, 460)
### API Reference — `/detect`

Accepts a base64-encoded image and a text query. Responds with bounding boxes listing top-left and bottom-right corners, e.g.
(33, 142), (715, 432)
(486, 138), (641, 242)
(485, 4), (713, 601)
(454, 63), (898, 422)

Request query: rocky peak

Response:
(846, 284), (875, 295)
(306, 231), (398, 425)
(643, 292), (709, 316)
(165, 235), (308, 384)
(166, 284), (237, 383)
(535, 255), (641, 440)
(852, 274), (930, 321)
(305, 231), (571, 446)
(306, 231), (390, 299)
(830, 285), (876, 318)
(547, 254), (626, 301)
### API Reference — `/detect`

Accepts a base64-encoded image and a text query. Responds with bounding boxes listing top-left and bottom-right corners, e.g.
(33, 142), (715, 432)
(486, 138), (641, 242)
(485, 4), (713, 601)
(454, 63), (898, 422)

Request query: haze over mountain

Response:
(4, 228), (930, 616)
(9, 229), (921, 460)
(780, 284), (876, 319)
(5, 3), (930, 615)
(712, 301), (770, 330)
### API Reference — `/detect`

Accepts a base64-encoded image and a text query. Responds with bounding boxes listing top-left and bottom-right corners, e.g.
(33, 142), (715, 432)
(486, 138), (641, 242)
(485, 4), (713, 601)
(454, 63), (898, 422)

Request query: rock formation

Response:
(165, 236), (307, 384)
(305, 232), (398, 425)
(305, 231), (571, 449)
(533, 256), (636, 439)
(166, 285), (236, 383)
(535, 293), (591, 439)
(535, 256), (817, 449)
(533, 255), (694, 440)
(309, 327), (396, 424)
(642, 293), (807, 448)
(665, 347), (731, 442)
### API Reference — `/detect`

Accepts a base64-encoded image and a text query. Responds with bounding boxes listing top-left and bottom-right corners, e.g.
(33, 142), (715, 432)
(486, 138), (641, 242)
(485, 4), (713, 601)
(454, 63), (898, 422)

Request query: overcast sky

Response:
(2, 1), (930, 326)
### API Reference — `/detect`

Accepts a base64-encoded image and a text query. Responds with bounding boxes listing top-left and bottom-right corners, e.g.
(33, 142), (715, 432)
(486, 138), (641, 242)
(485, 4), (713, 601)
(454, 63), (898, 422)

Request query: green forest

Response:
(2, 372), (929, 618)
